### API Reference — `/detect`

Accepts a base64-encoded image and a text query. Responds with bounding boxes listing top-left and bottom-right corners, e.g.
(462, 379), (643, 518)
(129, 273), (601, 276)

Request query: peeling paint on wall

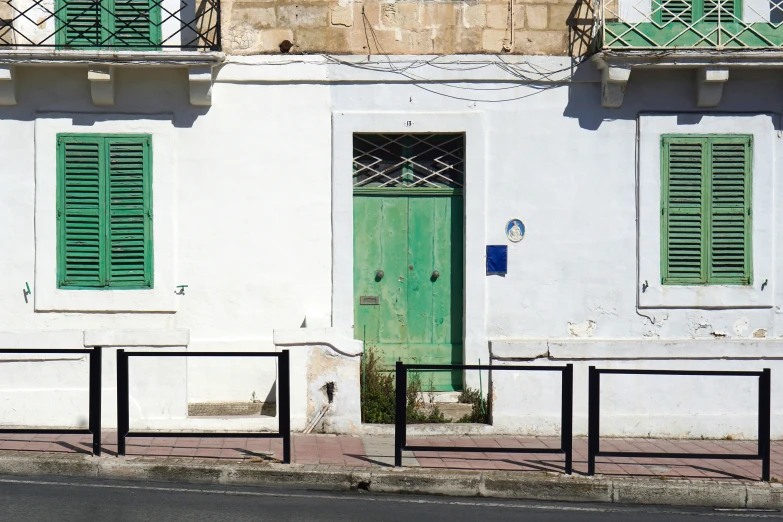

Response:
(733, 317), (749, 336)
(567, 320), (596, 337)
(753, 328), (767, 338)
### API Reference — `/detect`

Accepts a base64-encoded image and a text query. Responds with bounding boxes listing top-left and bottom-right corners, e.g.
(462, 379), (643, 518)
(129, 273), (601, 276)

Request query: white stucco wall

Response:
(0, 58), (782, 437)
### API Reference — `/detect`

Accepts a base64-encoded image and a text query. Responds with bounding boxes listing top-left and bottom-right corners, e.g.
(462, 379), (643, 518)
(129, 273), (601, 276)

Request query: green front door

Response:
(353, 194), (464, 391)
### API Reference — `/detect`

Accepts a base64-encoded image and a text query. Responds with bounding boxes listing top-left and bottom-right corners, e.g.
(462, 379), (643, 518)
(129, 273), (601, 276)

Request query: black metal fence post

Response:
(89, 346), (102, 456)
(760, 368), (771, 482)
(279, 350), (291, 464)
(117, 349), (129, 457)
(561, 363), (573, 475)
(587, 366), (598, 476)
(394, 361), (406, 467)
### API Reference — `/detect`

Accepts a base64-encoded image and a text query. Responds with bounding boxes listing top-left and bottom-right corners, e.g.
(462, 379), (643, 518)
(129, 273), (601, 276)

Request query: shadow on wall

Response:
(0, 67), (209, 127)
(562, 68), (783, 130)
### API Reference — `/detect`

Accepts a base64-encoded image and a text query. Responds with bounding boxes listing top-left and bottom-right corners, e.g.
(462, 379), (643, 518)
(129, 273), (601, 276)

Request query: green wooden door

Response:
(354, 194), (463, 391)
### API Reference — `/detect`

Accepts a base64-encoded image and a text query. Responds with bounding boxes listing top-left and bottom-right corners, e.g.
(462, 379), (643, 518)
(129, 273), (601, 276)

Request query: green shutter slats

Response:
(57, 0), (160, 49)
(667, 142), (703, 206)
(661, 135), (752, 286)
(660, 0), (692, 23)
(663, 139), (705, 283)
(61, 0), (103, 47)
(667, 213), (703, 279)
(709, 139), (751, 283)
(107, 138), (152, 287)
(112, 0), (154, 47)
(58, 135), (152, 289)
(60, 139), (103, 286)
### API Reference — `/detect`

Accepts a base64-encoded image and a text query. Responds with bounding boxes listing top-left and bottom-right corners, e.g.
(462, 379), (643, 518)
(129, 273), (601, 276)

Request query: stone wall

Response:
(221, 0), (589, 55)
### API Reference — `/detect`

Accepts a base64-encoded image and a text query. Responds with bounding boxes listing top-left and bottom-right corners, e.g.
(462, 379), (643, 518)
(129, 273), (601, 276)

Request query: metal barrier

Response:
(0, 347), (102, 456)
(394, 362), (574, 473)
(117, 349), (291, 463)
(588, 367), (772, 481)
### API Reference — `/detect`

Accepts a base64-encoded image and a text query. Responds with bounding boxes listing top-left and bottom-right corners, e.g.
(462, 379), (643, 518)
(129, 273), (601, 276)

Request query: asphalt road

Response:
(0, 475), (781, 522)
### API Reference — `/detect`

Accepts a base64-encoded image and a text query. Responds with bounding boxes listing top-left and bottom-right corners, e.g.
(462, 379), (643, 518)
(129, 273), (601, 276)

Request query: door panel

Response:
(354, 194), (464, 391)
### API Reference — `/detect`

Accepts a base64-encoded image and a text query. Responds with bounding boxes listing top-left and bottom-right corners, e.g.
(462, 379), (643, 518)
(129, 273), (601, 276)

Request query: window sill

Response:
(638, 283), (773, 309)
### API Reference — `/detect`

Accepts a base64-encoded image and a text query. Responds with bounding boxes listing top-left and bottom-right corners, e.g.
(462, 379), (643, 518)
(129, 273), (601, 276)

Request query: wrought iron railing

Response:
(0, 0), (220, 50)
(597, 0), (783, 49)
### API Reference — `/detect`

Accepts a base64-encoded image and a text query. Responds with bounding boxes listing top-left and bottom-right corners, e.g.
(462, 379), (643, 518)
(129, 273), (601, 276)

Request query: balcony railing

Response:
(598, 0), (783, 49)
(0, 0), (220, 51)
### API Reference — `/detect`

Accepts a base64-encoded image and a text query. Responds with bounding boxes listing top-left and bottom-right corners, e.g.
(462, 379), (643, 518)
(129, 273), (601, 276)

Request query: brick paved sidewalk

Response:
(0, 432), (779, 482)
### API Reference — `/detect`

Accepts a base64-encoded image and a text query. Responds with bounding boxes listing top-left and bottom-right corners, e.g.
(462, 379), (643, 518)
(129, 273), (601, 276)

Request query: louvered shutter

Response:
(111, 0), (159, 48)
(662, 137), (706, 284)
(58, 136), (105, 287)
(708, 137), (752, 284)
(59, 0), (104, 47)
(106, 137), (152, 287)
(659, 0), (692, 23)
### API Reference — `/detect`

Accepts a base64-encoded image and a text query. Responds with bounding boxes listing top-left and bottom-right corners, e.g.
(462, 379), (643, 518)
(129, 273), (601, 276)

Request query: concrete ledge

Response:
(83, 329), (189, 347)
(0, 452), (781, 509)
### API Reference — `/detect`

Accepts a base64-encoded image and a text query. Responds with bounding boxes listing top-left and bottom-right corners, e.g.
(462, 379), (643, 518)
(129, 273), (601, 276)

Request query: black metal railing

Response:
(117, 349), (290, 463)
(394, 361), (574, 474)
(588, 367), (772, 481)
(0, 0), (220, 50)
(0, 347), (102, 456)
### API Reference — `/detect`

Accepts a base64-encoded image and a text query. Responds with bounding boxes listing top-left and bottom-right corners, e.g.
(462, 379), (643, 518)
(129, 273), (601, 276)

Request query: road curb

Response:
(0, 452), (781, 509)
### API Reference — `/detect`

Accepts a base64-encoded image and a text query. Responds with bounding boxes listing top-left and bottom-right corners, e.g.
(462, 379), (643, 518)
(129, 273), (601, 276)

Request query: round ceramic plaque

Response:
(506, 219), (525, 242)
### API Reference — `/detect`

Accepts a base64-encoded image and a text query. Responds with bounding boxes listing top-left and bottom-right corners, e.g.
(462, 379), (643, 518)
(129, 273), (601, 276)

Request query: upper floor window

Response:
(56, 0), (161, 49)
(57, 134), (153, 289)
(661, 134), (752, 285)
(654, 0), (741, 23)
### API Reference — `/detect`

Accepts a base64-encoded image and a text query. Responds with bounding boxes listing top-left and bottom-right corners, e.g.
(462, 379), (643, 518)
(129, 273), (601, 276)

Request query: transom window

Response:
(353, 134), (465, 190)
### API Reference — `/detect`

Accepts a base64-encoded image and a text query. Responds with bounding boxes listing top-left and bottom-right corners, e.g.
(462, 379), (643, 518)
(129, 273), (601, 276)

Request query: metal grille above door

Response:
(353, 134), (465, 189)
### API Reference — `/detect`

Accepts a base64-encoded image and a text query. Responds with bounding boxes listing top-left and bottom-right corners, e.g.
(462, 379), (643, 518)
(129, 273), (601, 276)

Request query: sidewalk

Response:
(0, 432), (781, 508)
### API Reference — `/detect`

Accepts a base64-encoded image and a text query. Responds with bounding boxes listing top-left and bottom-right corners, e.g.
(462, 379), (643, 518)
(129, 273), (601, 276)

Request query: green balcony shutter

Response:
(58, 136), (105, 287)
(110, 0), (160, 48)
(106, 136), (153, 287)
(662, 137), (706, 284)
(59, 0), (104, 47)
(708, 137), (752, 284)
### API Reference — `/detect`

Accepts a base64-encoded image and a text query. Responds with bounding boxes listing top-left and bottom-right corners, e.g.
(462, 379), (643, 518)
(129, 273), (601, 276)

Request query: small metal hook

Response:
(176, 285), (188, 295)
(762, 279), (769, 291)
(642, 280), (649, 293)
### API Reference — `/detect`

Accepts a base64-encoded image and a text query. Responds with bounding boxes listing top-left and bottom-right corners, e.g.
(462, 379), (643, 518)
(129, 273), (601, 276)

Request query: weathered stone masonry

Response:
(221, 0), (583, 55)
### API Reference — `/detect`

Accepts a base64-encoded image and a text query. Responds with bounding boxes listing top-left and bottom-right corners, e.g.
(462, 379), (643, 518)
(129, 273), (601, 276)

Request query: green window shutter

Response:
(658, 0), (693, 23)
(106, 136), (153, 287)
(662, 137), (706, 284)
(58, 136), (105, 287)
(110, 0), (161, 48)
(57, 0), (105, 47)
(708, 137), (752, 284)
(56, 0), (160, 49)
(58, 134), (152, 290)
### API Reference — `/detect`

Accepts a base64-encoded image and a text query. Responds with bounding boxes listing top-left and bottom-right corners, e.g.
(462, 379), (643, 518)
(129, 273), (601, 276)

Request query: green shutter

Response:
(58, 0), (104, 47)
(661, 134), (752, 286)
(58, 136), (105, 287)
(662, 138), (706, 284)
(106, 137), (153, 287)
(111, 0), (160, 48)
(56, 0), (160, 49)
(708, 138), (752, 284)
(57, 134), (152, 289)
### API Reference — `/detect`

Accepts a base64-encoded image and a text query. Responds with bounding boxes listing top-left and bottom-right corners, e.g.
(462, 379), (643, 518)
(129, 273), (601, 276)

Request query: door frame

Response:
(332, 111), (489, 390)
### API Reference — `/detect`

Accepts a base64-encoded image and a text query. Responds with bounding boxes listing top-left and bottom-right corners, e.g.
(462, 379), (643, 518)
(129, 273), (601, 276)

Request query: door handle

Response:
(431, 270), (440, 281)
(375, 270), (384, 281)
